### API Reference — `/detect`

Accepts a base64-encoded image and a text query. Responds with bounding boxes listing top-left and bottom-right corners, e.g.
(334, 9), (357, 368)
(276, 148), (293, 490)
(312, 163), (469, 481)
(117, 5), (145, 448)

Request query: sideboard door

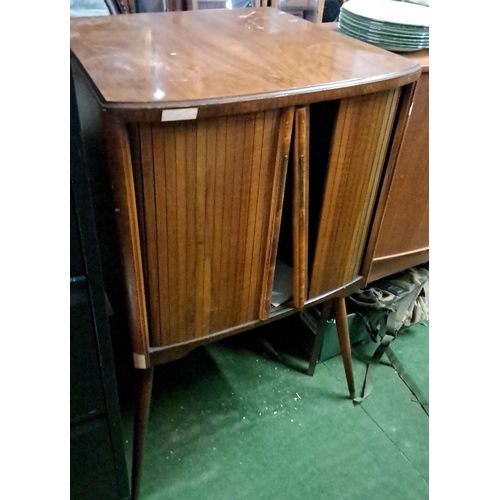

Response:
(126, 108), (294, 348)
(308, 89), (401, 299)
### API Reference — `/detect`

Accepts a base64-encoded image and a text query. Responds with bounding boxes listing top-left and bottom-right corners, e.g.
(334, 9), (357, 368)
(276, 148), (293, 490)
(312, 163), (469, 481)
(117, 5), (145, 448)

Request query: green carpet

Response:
(120, 320), (429, 500)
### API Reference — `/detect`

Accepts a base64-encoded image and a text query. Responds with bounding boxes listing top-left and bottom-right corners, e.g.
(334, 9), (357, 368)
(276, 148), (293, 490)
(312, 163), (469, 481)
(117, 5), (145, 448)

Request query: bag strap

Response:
(353, 332), (395, 404)
(353, 278), (429, 414)
(385, 346), (429, 415)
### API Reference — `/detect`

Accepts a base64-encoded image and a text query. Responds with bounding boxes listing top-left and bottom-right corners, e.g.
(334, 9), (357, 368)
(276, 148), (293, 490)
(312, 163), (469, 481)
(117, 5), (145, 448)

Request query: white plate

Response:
(380, 45), (428, 52)
(340, 26), (428, 49)
(342, 0), (429, 27)
(340, 14), (429, 40)
(340, 10), (429, 35)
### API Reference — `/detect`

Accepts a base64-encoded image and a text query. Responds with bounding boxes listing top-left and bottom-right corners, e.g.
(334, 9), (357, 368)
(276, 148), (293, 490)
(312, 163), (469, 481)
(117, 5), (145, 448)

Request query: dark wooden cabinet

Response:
(71, 73), (130, 500)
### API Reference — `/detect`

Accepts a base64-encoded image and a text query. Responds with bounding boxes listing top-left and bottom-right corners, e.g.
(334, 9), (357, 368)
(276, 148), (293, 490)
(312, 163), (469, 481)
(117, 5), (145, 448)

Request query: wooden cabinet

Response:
(362, 50), (429, 284)
(70, 8), (421, 498)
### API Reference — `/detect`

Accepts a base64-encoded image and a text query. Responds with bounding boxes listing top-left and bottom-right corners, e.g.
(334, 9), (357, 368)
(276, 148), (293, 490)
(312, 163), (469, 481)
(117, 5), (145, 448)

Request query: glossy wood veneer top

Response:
(397, 49), (428, 73)
(70, 8), (420, 110)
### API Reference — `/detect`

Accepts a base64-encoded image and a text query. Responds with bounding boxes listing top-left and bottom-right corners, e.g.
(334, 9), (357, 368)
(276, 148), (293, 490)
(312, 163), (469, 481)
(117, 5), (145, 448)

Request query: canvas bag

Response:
(348, 265), (429, 413)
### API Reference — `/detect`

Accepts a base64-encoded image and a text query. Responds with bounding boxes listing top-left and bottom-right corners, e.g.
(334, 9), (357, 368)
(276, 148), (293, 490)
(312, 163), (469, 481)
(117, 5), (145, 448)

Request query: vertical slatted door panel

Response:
(292, 106), (309, 309)
(131, 108), (293, 348)
(308, 89), (400, 299)
(259, 108), (294, 320)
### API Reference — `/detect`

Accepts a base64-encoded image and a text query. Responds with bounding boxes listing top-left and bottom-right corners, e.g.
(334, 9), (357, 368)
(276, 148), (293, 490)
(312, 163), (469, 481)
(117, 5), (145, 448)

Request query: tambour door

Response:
(363, 72), (429, 284)
(307, 89), (402, 299)
(127, 108), (294, 348)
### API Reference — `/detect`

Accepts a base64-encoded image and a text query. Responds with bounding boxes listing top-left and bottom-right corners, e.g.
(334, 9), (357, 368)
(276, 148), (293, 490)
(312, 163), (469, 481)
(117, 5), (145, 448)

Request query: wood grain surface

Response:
(308, 89), (400, 298)
(361, 73), (429, 284)
(103, 114), (151, 366)
(292, 106), (309, 308)
(129, 108), (293, 347)
(371, 73), (429, 259)
(70, 8), (420, 112)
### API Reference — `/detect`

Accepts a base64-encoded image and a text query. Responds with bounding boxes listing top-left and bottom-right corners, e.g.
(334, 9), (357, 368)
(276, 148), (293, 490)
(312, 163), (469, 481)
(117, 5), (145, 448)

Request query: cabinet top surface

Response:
(70, 8), (420, 108)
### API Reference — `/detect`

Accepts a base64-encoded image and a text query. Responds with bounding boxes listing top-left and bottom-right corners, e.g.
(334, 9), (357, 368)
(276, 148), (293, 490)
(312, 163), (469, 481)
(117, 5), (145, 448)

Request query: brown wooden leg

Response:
(306, 299), (333, 376)
(333, 297), (355, 399)
(131, 367), (154, 500)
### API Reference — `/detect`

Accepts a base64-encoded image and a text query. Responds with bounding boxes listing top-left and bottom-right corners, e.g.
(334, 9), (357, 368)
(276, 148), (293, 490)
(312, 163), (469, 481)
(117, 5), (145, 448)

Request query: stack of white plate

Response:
(338, 0), (429, 52)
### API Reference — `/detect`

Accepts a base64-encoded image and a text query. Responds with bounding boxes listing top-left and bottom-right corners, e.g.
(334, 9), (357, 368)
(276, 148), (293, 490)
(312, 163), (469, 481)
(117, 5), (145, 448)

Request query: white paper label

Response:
(161, 108), (198, 121)
(133, 353), (147, 369)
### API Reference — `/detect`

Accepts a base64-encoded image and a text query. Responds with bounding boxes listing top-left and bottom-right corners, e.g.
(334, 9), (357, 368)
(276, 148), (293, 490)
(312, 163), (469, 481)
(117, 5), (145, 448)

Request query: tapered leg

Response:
(131, 367), (154, 500)
(333, 297), (355, 399)
(306, 299), (333, 376)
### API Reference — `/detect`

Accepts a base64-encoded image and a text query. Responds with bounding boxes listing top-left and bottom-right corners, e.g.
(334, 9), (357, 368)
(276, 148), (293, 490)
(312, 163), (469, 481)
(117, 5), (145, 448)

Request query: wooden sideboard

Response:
(71, 8), (421, 498)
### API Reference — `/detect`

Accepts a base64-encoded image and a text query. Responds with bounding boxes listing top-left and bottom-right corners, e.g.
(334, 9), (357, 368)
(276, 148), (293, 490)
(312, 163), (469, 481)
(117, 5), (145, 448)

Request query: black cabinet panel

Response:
(71, 193), (86, 279)
(71, 417), (121, 500)
(71, 68), (129, 500)
(71, 282), (105, 422)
